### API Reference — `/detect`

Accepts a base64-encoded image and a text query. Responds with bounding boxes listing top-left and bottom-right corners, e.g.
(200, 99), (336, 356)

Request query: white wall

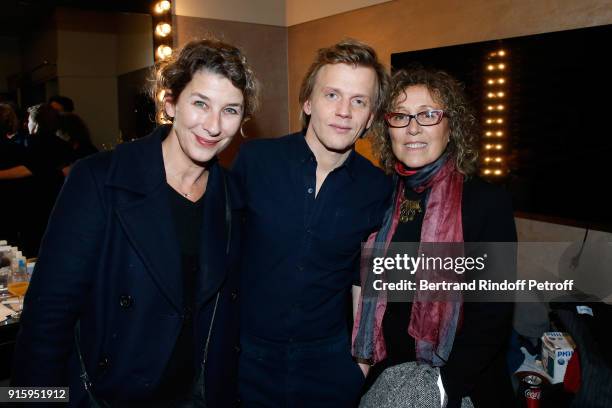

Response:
(52, 9), (153, 149)
(286, 0), (390, 26)
(174, 0), (390, 26)
(57, 30), (117, 77)
(56, 28), (119, 148)
(116, 13), (154, 76)
(175, 0), (286, 26)
(515, 217), (612, 305)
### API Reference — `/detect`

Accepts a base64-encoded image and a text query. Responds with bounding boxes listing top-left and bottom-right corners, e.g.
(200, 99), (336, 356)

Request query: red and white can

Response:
(520, 374), (542, 408)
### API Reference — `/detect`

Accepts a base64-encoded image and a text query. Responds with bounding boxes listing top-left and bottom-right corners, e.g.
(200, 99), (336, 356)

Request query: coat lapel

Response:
(105, 126), (231, 312)
(106, 126), (183, 312)
(116, 186), (183, 311)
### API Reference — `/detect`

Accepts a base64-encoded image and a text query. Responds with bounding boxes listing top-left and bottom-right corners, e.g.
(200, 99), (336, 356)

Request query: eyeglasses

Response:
(384, 110), (445, 128)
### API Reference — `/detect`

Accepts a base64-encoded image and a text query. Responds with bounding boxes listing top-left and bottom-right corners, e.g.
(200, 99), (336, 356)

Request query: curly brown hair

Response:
(151, 37), (260, 128)
(298, 39), (390, 132)
(372, 67), (479, 176)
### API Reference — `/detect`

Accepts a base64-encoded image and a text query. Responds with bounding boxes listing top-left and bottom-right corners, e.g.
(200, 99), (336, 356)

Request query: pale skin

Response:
(389, 85), (451, 169)
(302, 62), (378, 377)
(302, 63), (377, 196)
(161, 70), (244, 202)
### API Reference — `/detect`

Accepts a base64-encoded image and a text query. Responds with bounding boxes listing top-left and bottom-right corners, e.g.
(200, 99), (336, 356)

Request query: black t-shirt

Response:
(155, 184), (204, 398)
(0, 137), (28, 169)
(25, 132), (74, 175)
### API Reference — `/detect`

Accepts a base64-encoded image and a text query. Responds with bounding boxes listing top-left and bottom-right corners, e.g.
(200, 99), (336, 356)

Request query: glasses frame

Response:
(384, 109), (446, 128)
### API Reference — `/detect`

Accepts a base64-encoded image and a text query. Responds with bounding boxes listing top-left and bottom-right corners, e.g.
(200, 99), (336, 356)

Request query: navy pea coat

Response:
(12, 126), (242, 407)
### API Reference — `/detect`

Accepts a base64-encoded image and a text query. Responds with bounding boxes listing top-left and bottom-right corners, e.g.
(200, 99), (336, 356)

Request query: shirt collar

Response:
(290, 131), (357, 180)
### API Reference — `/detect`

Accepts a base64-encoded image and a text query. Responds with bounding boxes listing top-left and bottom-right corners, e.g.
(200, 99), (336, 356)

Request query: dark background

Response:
(392, 24), (612, 232)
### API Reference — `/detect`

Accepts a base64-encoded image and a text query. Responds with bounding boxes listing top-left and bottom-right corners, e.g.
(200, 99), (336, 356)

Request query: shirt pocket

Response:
(316, 207), (373, 264)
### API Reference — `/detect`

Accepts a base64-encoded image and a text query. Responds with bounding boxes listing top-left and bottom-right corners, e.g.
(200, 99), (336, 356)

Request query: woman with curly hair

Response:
(352, 67), (516, 407)
(13, 37), (259, 406)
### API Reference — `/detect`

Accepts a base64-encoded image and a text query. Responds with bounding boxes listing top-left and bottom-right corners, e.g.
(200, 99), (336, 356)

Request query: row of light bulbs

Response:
(154, 1), (173, 123)
(482, 49), (508, 177)
(484, 157), (503, 163)
(154, 1), (173, 61)
(484, 144), (504, 150)
(487, 78), (506, 85)
(486, 63), (506, 71)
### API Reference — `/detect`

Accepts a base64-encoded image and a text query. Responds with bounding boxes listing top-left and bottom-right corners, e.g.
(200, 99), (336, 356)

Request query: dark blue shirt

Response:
(232, 133), (392, 342)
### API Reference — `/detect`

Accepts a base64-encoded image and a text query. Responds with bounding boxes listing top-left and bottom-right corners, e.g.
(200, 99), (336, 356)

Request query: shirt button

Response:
(98, 357), (110, 372)
(119, 295), (134, 309)
(297, 265), (304, 271)
(307, 187), (314, 194)
(306, 228), (312, 234)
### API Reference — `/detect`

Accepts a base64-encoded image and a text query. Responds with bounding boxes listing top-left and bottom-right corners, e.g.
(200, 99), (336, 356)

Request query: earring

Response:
(240, 118), (251, 138)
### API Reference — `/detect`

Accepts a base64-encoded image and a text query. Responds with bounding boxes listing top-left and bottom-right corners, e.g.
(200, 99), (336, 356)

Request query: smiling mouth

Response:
(195, 134), (220, 147)
(404, 142), (428, 149)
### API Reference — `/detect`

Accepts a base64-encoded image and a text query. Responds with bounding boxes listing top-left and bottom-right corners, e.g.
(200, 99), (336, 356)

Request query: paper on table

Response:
(0, 303), (15, 321)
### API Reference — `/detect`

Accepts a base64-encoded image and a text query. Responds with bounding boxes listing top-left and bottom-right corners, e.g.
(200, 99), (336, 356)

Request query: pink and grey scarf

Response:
(352, 155), (464, 367)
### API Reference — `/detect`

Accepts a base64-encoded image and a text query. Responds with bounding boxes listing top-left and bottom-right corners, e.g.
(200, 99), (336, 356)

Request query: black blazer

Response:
(377, 176), (517, 408)
(443, 176), (517, 408)
(12, 126), (243, 407)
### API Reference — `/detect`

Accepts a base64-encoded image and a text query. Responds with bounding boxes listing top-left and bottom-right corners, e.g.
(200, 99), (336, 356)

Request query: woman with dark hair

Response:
(352, 67), (516, 407)
(13, 37), (259, 406)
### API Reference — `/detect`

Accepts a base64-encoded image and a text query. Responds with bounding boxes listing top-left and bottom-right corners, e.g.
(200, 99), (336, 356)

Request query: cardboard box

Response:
(541, 332), (576, 384)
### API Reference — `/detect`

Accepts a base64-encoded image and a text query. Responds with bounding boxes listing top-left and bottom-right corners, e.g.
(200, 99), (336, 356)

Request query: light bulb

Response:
(155, 23), (172, 37)
(155, 1), (171, 14)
